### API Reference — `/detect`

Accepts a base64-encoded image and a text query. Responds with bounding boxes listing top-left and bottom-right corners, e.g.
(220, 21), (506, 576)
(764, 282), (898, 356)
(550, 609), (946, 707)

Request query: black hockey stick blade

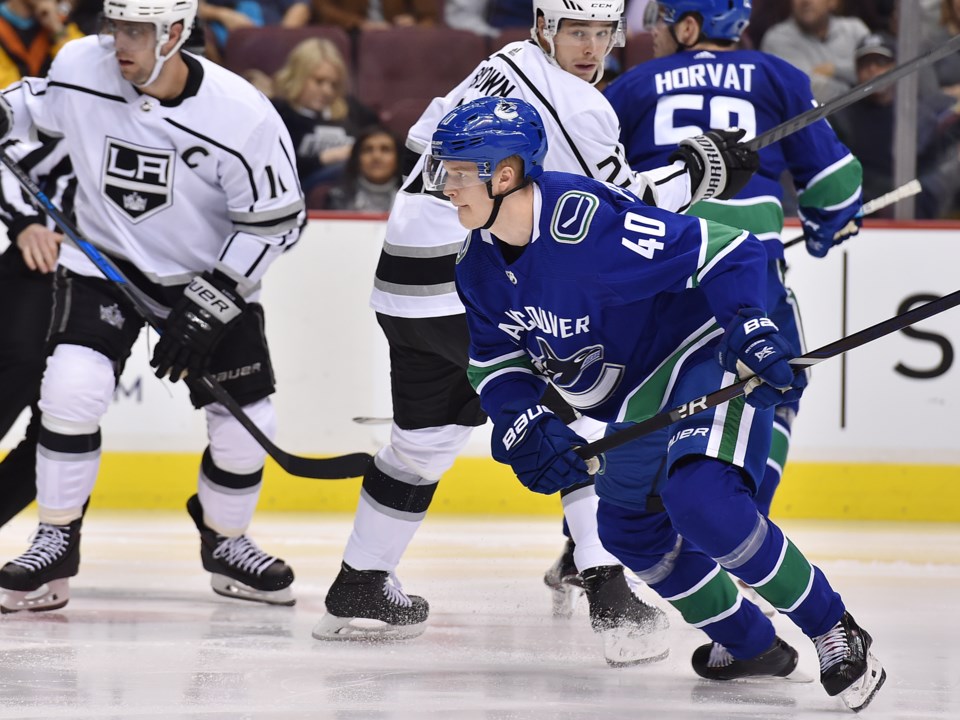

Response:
(576, 288), (960, 460)
(744, 33), (960, 152)
(0, 148), (372, 480)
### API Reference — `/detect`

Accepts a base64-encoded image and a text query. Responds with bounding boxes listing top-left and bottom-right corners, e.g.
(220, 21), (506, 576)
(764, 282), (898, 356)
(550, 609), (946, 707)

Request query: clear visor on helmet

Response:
(422, 156), (490, 192)
(552, 19), (625, 54)
(642, 2), (667, 31)
(98, 16), (158, 52)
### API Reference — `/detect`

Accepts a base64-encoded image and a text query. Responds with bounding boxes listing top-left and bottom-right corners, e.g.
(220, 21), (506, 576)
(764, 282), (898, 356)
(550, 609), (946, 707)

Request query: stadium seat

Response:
(223, 26), (353, 81)
(623, 32), (654, 69)
(355, 27), (488, 116)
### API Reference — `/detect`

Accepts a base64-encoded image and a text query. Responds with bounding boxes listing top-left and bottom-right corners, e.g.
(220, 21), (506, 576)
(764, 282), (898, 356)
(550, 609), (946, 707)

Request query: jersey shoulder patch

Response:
(550, 190), (599, 244)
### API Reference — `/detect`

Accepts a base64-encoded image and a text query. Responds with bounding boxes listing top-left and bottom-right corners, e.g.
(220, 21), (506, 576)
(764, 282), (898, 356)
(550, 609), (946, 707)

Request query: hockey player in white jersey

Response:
(0, 0), (306, 612)
(315, 0), (757, 662)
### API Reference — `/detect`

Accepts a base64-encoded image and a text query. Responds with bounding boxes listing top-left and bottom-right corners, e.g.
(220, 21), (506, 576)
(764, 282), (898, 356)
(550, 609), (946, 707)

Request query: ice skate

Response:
(814, 612), (886, 712)
(692, 636), (799, 681)
(582, 564), (670, 666)
(186, 494), (295, 606)
(0, 518), (82, 613)
(313, 561), (429, 641)
(543, 537), (583, 618)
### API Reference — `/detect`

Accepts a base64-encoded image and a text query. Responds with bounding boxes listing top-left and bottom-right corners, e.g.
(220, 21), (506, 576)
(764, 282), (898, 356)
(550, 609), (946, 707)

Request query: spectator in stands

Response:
(831, 32), (960, 218)
(325, 125), (400, 212)
(272, 37), (378, 192)
(64, 0), (101, 34)
(0, 0), (83, 87)
(311, 0), (437, 31)
(198, 0), (309, 59)
(444, 0), (498, 37)
(760, 0), (869, 103)
(924, 0), (960, 103)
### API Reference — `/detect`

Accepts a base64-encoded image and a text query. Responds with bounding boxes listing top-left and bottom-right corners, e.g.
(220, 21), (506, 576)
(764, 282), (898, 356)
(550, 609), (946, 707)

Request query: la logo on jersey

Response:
(102, 138), (175, 222)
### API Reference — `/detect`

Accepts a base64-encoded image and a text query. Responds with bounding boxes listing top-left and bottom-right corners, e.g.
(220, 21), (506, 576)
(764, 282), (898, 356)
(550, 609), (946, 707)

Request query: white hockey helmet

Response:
(102, 0), (198, 84)
(531, 0), (626, 85)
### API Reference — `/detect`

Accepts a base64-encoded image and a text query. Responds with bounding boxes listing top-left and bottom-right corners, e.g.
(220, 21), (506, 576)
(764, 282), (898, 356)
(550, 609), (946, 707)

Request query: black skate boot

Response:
(312, 561), (429, 641)
(692, 637), (799, 681)
(581, 564), (670, 666)
(186, 494), (295, 606)
(814, 612), (886, 712)
(0, 518), (82, 613)
(543, 537), (583, 618)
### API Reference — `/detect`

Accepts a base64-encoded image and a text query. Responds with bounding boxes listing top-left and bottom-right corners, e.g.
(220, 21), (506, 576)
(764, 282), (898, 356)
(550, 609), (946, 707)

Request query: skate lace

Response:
(212, 535), (276, 576)
(707, 643), (735, 668)
(382, 572), (412, 607)
(12, 524), (69, 571)
(813, 622), (849, 674)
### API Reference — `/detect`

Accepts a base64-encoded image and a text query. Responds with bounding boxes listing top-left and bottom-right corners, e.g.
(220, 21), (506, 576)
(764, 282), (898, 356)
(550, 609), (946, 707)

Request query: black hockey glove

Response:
(670, 128), (759, 205)
(151, 271), (245, 383)
(492, 402), (591, 494)
(716, 307), (807, 410)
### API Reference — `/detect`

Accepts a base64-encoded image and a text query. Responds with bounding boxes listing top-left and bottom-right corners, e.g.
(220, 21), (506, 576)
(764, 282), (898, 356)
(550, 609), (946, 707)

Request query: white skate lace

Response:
(707, 643), (735, 668)
(11, 524), (69, 571)
(813, 622), (849, 674)
(383, 572), (412, 607)
(212, 535), (276, 576)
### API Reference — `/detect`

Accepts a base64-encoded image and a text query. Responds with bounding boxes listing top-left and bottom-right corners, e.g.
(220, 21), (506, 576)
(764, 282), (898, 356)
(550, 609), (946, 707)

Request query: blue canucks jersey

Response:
(457, 172), (768, 424)
(603, 49), (862, 257)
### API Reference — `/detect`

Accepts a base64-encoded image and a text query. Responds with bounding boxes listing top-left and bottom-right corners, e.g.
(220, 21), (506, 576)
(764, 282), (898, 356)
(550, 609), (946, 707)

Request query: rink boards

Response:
(2, 217), (960, 520)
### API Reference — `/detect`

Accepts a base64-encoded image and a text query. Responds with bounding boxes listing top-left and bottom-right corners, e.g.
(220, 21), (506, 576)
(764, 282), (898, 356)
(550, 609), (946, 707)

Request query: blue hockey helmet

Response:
(423, 97), (548, 192)
(645, 0), (751, 42)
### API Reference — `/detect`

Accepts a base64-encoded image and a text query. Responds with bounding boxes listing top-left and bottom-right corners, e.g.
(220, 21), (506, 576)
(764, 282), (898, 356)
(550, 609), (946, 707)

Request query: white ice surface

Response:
(0, 514), (957, 719)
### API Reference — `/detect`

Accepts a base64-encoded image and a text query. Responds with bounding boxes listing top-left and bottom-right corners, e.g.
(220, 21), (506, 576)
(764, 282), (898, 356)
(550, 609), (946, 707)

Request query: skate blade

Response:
(839, 652), (886, 712)
(602, 625), (670, 667)
(210, 574), (295, 606)
(311, 612), (427, 642)
(0, 579), (70, 614)
(546, 582), (583, 619)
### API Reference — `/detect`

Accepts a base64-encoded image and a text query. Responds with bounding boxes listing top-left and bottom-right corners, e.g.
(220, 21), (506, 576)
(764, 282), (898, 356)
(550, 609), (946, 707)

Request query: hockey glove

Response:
(492, 403), (590, 494)
(716, 308), (807, 410)
(151, 271), (245, 383)
(670, 128), (759, 205)
(798, 204), (862, 258)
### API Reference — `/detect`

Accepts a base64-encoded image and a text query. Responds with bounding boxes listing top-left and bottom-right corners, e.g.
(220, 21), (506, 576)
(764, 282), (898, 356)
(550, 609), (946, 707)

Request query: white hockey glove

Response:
(670, 128), (759, 205)
(151, 271), (246, 382)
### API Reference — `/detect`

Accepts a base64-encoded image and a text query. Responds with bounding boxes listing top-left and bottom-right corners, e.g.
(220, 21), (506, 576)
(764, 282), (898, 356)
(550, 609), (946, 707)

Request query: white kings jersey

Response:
(370, 39), (694, 319)
(0, 36), (305, 299)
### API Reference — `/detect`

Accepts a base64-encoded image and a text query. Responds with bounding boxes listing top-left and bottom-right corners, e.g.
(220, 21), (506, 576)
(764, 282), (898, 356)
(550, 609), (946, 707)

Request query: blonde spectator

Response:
(272, 37), (378, 191)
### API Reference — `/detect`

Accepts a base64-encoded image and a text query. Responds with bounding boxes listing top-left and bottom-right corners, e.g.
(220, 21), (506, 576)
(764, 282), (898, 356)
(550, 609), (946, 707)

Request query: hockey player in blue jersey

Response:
(603, 0), (863, 517)
(429, 96), (885, 713)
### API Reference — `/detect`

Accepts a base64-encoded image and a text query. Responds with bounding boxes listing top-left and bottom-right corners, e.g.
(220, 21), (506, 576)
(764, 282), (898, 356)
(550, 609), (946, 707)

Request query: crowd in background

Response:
(2, 0), (960, 215)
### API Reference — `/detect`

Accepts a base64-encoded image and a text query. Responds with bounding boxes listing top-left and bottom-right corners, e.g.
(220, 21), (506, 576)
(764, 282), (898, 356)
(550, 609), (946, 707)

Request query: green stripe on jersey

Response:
(620, 322), (720, 422)
(691, 198), (784, 239)
(799, 155), (863, 209)
(691, 220), (750, 289)
(718, 396), (746, 460)
(753, 538), (814, 610)
(467, 355), (536, 392)
(667, 567), (740, 627)
(769, 422), (791, 469)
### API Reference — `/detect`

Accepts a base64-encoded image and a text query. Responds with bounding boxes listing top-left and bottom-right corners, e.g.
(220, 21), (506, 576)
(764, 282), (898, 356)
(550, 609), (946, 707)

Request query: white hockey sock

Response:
(562, 484), (620, 572)
(343, 493), (423, 572)
(197, 477), (262, 537)
(36, 414), (100, 525)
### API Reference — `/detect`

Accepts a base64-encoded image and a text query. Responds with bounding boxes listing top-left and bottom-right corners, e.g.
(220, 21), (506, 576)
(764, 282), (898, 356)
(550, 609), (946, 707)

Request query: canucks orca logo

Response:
(533, 337), (624, 409)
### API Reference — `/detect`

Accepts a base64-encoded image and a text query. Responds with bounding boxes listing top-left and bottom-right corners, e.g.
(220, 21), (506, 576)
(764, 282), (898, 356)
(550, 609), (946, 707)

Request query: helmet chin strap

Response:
(481, 178), (530, 230)
(134, 28), (183, 88)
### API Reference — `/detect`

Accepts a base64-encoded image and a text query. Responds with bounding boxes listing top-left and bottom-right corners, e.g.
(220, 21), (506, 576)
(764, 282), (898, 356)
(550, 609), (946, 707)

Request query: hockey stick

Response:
(352, 416), (392, 425)
(0, 148), (372, 480)
(575, 289), (960, 460)
(744, 33), (960, 152)
(782, 179), (922, 250)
